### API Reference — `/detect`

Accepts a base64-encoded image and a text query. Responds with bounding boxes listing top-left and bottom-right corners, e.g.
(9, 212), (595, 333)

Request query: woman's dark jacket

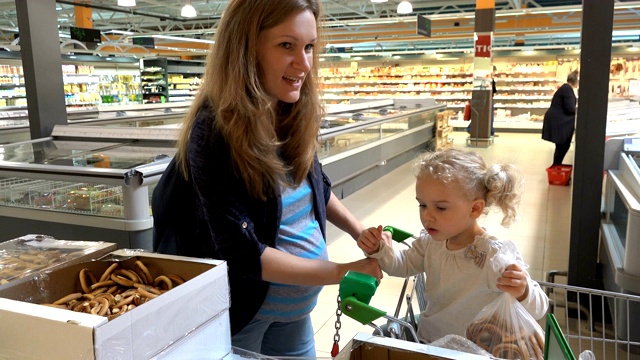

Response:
(152, 105), (333, 335)
(542, 83), (577, 144)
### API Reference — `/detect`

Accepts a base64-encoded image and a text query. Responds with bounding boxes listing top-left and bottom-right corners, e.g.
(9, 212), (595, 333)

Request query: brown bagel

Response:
(79, 268), (95, 294)
(134, 260), (154, 284)
(467, 322), (503, 351)
(526, 334), (543, 360)
(154, 275), (173, 290)
(492, 342), (527, 359)
(99, 263), (119, 283)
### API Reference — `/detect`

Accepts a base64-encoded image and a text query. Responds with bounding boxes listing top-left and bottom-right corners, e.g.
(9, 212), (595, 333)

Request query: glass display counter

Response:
(0, 98), (444, 247)
(0, 102), (190, 144)
(600, 146), (640, 349)
(319, 98), (445, 197)
(0, 125), (176, 250)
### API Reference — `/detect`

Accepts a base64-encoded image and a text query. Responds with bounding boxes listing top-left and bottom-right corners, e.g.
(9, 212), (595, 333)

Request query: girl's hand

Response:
(497, 264), (529, 301)
(357, 226), (384, 255)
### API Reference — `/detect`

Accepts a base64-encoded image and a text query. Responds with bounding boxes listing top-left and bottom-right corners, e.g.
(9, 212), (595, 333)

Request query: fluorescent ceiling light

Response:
(371, 0), (388, 2)
(152, 34), (214, 44)
(104, 30), (135, 35)
(397, 1), (413, 14)
(181, 4), (197, 18)
(118, 0), (136, 6)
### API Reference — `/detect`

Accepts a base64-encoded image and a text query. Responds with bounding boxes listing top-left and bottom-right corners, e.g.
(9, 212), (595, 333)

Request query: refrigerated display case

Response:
(319, 98), (444, 197)
(0, 98), (442, 249)
(0, 125), (176, 250)
(0, 102), (190, 144)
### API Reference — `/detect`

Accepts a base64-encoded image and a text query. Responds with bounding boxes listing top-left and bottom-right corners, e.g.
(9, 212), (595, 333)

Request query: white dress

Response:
(368, 231), (549, 343)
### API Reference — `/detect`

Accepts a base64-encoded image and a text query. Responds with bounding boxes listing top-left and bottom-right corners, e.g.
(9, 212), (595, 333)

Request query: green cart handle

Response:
(339, 271), (386, 324)
(383, 225), (416, 243)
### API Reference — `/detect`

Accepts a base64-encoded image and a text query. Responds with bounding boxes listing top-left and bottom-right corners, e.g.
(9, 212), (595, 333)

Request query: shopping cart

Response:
(336, 226), (640, 359)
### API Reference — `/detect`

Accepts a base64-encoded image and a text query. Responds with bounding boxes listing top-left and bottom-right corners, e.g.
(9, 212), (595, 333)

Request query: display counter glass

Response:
(0, 98), (444, 245)
(0, 126), (176, 249)
(318, 99), (444, 197)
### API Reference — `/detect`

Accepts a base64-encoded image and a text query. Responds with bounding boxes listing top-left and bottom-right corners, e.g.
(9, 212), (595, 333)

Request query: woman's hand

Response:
(357, 225), (385, 255)
(342, 258), (383, 282)
(497, 264), (529, 301)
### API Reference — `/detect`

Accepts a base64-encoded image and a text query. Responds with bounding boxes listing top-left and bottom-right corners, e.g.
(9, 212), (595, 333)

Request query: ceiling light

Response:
(117, 0), (136, 6)
(181, 3), (197, 18)
(397, 1), (413, 14)
(371, 0), (388, 2)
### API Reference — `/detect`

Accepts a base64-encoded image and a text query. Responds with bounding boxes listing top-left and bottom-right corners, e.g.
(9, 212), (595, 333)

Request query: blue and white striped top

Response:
(256, 178), (328, 321)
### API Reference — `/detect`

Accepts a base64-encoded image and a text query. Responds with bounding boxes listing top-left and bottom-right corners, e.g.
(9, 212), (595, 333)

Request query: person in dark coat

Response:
(542, 70), (579, 165)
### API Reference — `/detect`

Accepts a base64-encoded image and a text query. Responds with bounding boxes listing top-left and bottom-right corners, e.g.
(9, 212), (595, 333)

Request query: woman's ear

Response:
(471, 199), (485, 218)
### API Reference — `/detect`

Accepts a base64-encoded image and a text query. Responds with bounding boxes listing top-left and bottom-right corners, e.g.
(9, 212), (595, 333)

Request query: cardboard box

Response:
(0, 234), (117, 288)
(0, 249), (230, 360)
(152, 310), (231, 359)
(334, 333), (490, 360)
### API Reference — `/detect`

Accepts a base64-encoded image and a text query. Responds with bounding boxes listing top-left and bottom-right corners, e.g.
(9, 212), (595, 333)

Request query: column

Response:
(568, 0), (615, 289)
(15, 0), (67, 139)
(467, 0), (495, 147)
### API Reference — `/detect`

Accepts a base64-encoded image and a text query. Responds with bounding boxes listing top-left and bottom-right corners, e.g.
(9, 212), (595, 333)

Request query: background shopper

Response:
(152, 0), (382, 357)
(542, 70), (579, 165)
(357, 148), (549, 343)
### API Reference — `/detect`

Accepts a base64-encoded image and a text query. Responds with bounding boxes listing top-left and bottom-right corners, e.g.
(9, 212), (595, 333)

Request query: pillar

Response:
(468, 0), (495, 147)
(568, 0), (615, 289)
(15, 0), (67, 139)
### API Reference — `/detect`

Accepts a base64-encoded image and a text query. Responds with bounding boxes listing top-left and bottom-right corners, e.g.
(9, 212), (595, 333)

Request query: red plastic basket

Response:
(547, 165), (573, 186)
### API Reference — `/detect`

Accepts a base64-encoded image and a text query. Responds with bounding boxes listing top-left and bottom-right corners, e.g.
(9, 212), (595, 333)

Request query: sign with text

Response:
(416, 15), (431, 37)
(133, 37), (155, 49)
(70, 26), (101, 43)
(474, 33), (492, 58)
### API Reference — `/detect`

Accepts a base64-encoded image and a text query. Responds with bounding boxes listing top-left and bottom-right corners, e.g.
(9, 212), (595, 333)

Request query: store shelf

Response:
(141, 58), (169, 104)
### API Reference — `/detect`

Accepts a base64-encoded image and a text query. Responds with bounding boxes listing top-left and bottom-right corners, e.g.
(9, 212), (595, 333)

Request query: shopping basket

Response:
(547, 164), (573, 186)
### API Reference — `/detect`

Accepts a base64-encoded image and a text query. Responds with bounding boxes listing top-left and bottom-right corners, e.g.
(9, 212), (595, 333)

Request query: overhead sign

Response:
(133, 37), (155, 49)
(474, 33), (492, 58)
(70, 26), (101, 43)
(416, 15), (431, 37)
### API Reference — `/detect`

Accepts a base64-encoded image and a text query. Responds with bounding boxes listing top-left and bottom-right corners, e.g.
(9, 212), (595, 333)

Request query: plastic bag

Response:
(466, 293), (545, 359)
(430, 334), (492, 357)
(465, 240), (545, 359)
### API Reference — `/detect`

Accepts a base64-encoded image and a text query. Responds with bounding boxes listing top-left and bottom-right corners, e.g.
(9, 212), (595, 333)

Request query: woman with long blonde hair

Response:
(153, 0), (381, 356)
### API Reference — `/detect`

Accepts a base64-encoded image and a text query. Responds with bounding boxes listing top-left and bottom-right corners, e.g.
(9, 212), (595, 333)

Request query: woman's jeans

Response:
(231, 314), (316, 358)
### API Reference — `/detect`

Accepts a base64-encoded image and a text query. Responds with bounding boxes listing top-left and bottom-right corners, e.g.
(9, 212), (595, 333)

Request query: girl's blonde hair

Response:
(176, 0), (324, 200)
(414, 148), (523, 227)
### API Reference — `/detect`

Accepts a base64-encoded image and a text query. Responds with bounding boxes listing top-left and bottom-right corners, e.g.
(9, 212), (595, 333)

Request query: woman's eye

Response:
(304, 44), (314, 52)
(280, 42), (292, 49)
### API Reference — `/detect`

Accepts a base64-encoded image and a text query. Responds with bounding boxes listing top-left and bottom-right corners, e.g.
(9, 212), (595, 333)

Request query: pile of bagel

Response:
(466, 314), (545, 359)
(42, 260), (185, 321)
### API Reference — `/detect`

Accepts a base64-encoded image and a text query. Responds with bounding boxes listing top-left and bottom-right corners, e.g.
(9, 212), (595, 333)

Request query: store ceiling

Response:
(0, 0), (638, 58)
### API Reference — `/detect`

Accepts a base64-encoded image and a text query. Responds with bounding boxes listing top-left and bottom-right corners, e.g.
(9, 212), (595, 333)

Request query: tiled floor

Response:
(314, 130), (575, 358)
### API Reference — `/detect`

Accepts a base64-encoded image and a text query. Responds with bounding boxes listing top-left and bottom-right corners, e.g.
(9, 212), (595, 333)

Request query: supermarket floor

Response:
(313, 130), (574, 358)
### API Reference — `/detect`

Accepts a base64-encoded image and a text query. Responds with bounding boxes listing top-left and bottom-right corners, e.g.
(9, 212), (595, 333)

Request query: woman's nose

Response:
(292, 51), (312, 72)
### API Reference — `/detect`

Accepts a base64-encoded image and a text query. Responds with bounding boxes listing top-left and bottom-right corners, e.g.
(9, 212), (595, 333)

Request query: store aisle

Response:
(313, 131), (574, 358)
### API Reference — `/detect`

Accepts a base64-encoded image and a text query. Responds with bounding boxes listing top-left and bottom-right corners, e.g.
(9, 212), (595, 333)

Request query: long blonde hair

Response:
(176, 0), (324, 200)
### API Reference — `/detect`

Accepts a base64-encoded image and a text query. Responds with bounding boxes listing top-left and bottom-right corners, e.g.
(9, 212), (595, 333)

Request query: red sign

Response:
(475, 34), (492, 58)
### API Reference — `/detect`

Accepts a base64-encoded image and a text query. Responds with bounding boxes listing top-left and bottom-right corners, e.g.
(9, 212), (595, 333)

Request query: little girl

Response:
(357, 148), (549, 343)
